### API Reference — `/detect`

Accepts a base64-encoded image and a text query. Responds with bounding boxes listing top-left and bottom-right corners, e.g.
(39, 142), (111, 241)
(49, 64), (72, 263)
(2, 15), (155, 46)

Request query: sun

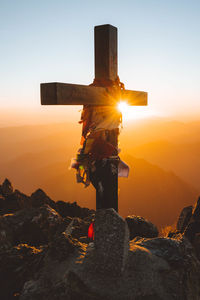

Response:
(117, 101), (129, 113)
(117, 100), (157, 121)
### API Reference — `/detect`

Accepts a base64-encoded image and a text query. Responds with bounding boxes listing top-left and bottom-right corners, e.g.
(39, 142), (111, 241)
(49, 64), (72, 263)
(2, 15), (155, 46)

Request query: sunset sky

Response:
(0, 0), (200, 125)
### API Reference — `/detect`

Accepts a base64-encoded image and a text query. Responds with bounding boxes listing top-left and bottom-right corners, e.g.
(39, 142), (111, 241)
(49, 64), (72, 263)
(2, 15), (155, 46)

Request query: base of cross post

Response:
(90, 158), (118, 212)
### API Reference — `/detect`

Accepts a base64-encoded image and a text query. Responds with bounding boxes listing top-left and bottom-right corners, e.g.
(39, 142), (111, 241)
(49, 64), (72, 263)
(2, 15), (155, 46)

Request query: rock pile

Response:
(168, 196), (200, 261)
(0, 178), (200, 300)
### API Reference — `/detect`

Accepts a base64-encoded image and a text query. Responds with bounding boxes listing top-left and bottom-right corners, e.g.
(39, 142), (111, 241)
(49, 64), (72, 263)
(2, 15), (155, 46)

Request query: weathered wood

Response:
(41, 82), (147, 106)
(90, 158), (118, 212)
(41, 82), (107, 105)
(40, 24), (148, 213)
(90, 129), (119, 212)
(95, 24), (117, 81)
(121, 89), (148, 106)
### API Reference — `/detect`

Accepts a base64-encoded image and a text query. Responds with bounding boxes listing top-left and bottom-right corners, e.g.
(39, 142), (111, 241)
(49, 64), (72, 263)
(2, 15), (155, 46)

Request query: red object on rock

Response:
(88, 222), (94, 240)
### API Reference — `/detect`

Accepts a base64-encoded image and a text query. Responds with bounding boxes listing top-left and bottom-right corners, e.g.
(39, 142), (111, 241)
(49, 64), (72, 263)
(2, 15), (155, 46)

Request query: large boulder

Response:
(125, 215), (158, 240)
(0, 205), (67, 248)
(94, 208), (130, 275)
(71, 235), (200, 300)
(125, 236), (200, 299)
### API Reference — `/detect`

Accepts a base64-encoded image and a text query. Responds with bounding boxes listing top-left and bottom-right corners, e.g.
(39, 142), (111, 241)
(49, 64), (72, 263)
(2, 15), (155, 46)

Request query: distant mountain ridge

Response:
(0, 119), (199, 227)
(0, 149), (197, 228)
(130, 140), (200, 191)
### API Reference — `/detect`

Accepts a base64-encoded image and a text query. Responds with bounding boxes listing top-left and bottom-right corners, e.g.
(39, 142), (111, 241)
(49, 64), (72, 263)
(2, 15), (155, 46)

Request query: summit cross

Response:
(41, 24), (147, 212)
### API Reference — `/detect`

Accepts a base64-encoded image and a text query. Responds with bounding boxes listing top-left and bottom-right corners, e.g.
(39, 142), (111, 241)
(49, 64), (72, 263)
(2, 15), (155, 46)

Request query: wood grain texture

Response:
(41, 82), (147, 106)
(95, 24), (118, 81)
(121, 89), (148, 106)
(40, 24), (148, 212)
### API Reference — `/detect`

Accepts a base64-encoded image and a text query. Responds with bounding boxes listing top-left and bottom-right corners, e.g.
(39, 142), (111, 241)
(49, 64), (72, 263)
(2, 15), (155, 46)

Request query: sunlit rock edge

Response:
(0, 178), (200, 300)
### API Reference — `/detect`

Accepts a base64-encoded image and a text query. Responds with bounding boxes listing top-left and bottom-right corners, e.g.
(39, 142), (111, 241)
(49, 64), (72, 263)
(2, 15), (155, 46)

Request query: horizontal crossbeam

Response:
(40, 82), (147, 106)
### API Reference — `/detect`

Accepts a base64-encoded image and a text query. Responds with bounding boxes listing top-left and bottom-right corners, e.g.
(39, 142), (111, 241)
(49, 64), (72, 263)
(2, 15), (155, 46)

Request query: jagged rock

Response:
(176, 205), (193, 233)
(31, 189), (56, 209)
(2, 190), (32, 215)
(0, 178), (13, 196)
(0, 181), (200, 299)
(46, 232), (81, 262)
(93, 208), (129, 275)
(124, 236), (200, 300)
(183, 197), (200, 244)
(1, 206), (200, 300)
(64, 217), (90, 241)
(0, 179), (94, 221)
(0, 205), (66, 248)
(134, 237), (185, 267)
(125, 215), (158, 240)
(14, 233), (200, 300)
(64, 227), (200, 300)
(19, 236), (87, 300)
(192, 196), (200, 222)
(0, 244), (45, 300)
(56, 200), (94, 219)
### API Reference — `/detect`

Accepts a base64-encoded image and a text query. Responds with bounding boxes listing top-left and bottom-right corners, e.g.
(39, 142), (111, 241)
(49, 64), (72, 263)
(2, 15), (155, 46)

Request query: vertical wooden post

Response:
(93, 24), (119, 212)
(95, 24), (118, 81)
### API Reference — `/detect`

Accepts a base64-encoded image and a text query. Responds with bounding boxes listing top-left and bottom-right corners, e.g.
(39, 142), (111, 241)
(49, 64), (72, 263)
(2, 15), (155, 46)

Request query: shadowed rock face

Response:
(0, 204), (69, 249)
(0, 179), (200, 300)
(125, 215), (158, 240)
(176, 205), (193, 233)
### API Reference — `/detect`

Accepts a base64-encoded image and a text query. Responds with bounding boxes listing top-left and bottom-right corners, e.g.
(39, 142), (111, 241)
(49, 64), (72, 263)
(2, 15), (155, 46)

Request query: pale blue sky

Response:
(0, 0), (200, 124)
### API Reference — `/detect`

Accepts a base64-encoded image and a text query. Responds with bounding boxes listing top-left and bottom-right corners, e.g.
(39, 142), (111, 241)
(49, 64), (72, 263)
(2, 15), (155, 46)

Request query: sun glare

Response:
(117, 100), (157, 121)
(118, 101), (129, 113)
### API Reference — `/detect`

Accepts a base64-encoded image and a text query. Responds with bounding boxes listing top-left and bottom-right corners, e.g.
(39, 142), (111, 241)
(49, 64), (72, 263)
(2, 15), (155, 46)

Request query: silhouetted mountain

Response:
(0, 149), (197, 228)
(130, 140), (200, 191)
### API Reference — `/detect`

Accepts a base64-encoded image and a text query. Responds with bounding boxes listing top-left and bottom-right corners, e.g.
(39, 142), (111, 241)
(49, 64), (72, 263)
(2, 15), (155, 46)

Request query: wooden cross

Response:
(41, 24), (147, 212)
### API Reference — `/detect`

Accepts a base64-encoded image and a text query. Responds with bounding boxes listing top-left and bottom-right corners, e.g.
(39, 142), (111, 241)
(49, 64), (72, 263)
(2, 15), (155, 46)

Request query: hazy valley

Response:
(0, 118), (199, 228)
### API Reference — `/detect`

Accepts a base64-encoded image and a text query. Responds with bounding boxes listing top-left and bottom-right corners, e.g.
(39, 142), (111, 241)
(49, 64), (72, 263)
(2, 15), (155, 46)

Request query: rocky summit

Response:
(0, 178), (200, 300)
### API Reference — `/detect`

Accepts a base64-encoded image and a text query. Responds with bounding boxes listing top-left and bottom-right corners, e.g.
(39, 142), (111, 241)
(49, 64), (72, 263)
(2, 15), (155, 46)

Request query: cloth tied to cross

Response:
(41, 24), (147, 211)
(71, 77), (130, 187)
